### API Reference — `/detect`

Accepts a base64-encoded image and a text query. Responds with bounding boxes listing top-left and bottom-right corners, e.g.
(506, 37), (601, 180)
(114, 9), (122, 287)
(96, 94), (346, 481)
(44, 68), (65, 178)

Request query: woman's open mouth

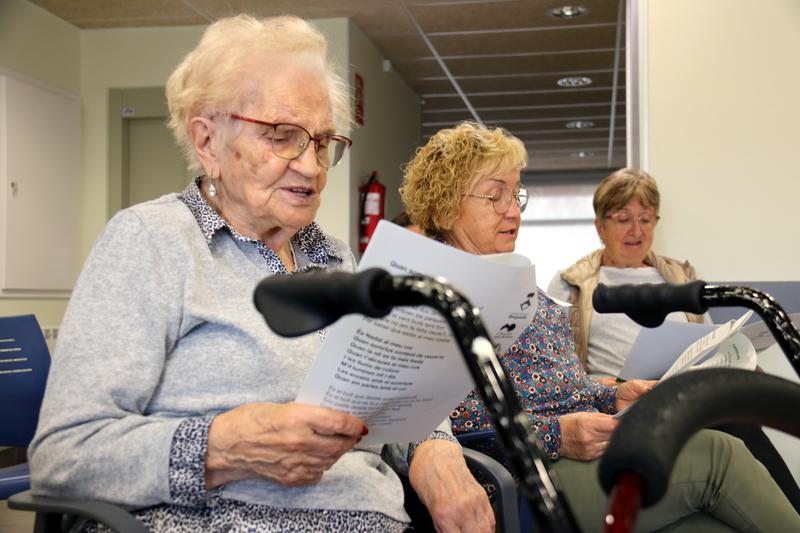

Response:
(284, 186), (315, 199)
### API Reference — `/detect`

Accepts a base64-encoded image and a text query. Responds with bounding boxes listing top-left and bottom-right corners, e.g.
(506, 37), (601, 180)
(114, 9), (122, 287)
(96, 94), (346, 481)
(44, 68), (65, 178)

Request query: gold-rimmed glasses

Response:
(605, 210), (660, 229)
(230, 114), (352, 168)
(465, 184), (529, 214)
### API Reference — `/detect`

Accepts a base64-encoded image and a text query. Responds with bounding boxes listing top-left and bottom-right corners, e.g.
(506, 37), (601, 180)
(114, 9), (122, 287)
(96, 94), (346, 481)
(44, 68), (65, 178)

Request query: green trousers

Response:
(552, 429), (800, 532)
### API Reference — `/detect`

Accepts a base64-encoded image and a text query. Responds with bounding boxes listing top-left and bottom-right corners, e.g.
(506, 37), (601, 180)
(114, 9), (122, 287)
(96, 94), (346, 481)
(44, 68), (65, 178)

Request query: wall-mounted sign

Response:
(354, 72), (364, 126)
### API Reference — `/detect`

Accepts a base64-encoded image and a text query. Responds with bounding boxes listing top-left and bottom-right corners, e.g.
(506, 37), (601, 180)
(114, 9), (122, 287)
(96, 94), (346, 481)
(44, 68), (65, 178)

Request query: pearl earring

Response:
(208, 177), (217, 197)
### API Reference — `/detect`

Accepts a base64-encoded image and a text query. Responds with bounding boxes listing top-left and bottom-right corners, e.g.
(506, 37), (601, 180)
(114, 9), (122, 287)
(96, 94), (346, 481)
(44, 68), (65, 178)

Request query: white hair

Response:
(165, 14), (350, 169)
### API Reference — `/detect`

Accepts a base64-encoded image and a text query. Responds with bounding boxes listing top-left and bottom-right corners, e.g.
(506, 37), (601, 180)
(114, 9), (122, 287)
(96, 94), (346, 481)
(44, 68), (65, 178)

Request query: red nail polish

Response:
(361, 425), (369, 436)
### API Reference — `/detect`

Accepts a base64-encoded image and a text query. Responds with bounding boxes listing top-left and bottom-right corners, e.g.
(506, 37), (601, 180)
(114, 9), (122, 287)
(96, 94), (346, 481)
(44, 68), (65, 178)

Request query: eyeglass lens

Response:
(491, 186), (528, 214)
(271, 124), (348, 168)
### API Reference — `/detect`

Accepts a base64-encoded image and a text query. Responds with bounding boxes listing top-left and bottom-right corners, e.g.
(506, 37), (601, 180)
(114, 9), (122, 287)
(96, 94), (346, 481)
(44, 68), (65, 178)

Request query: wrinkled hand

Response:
(559, 412), (618, 461)
(592, 376), (619, 387)
(615, 379), (657, 412)
(204, 402), (366, 489)
(409, 440), (494, 533)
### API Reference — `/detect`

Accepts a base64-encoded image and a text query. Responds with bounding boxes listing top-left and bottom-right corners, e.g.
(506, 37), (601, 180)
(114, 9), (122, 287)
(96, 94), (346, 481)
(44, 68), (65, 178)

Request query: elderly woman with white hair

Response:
(28, 15), (493, 532)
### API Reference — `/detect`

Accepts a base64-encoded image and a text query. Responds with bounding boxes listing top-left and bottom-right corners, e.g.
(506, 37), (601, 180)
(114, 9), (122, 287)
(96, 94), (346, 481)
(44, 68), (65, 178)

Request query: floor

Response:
(0, 501), (34, 533)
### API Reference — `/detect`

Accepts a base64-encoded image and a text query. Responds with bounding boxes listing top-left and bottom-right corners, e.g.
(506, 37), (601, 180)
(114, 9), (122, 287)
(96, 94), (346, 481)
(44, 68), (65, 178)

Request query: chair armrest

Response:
(462, 447), (520, 533)
(455, 428), (498, 446)
(0, 463), (30, 500)
(8, 490), (149, 533)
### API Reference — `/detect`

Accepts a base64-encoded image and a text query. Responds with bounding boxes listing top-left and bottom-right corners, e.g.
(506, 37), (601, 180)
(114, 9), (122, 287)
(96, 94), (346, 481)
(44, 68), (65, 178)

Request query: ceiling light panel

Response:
(548, 6), (589, 19)
(565, 120), (595, 129)
(556, 76), (593, 87)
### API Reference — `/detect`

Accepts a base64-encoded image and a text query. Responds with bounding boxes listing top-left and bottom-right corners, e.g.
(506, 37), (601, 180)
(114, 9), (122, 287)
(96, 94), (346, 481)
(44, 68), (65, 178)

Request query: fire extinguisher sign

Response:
(364, 192), (381, 216)
(354, 73), (365, 126)
(359, 171), (385, 253)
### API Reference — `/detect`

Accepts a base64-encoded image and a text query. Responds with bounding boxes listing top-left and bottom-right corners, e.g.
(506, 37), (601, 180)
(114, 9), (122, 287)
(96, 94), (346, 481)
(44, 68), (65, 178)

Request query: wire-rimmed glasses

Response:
(465, 184), (529, 214)
(605, 210), (660, 230)
(230, 114), (352, 168)
(606, 210), (661, 230)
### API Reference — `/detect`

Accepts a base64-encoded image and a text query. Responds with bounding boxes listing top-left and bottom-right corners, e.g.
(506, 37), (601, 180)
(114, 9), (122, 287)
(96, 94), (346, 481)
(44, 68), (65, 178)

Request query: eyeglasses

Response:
(465, 184), (529, 214)
(605, 210), (660, 229)
(229, 114), (352, 168)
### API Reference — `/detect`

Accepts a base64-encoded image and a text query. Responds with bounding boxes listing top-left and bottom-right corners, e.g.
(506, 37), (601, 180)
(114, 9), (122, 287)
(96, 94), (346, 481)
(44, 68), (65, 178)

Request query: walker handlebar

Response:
(592, 280), (708, 327)
(599, 368), (800, 507)
(253, 268), (396, 336)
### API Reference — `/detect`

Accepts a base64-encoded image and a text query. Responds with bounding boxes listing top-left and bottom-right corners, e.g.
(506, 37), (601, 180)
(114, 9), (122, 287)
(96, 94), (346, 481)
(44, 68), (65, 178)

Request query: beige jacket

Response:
(560, 249), (705, 369)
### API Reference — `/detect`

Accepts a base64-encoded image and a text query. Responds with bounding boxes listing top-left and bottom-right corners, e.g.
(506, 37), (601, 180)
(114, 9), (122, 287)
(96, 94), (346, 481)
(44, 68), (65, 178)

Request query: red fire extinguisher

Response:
(359, 171), (385, 252)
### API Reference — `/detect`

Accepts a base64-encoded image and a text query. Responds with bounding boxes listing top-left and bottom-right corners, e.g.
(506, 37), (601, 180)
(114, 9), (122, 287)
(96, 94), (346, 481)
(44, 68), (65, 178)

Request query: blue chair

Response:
(0, 314), (50, 500)
(0, 315), (147, 531)
(457, 429), (534, 533)
(401, 441), (520, 533)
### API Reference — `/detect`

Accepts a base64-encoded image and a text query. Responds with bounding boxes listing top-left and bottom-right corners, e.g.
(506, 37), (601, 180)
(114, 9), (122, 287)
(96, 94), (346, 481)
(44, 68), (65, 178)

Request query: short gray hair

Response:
(593, 167), (660, 220)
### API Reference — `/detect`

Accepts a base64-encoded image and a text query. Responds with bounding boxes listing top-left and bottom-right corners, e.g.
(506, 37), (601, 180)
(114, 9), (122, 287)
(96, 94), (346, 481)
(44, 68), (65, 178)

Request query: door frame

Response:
(107, 87), (171, 219)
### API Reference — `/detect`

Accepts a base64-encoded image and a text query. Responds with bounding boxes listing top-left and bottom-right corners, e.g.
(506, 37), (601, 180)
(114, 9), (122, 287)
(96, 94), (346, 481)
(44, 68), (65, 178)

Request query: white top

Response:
(548, 266), (690, 378)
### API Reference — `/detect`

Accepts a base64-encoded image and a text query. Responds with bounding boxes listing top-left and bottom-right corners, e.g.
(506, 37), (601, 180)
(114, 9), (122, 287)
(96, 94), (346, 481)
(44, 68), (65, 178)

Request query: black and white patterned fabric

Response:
(180, 176), (343, 274)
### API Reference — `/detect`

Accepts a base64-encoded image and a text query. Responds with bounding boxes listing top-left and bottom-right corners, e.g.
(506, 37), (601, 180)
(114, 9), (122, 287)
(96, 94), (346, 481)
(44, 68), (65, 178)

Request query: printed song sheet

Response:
(660, 311), (755, 381)
(619, 312), (754, 380)
(740, 312), (800, 351)
(614, 313), (756, 419)
(296, 221), (537, 445)
(619, 321), (717, 380)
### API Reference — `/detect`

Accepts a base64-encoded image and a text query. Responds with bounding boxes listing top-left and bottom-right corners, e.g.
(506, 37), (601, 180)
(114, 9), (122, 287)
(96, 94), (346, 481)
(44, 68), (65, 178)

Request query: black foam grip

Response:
(253, 268), (394, 337)
(598, 369), (800, 507)
(593, 280), (708, 327)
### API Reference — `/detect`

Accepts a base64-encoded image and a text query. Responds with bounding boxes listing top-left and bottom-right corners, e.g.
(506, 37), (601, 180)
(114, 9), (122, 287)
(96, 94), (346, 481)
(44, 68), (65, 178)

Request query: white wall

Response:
(0, 7), (421, 329)
(0, 0), (80, 95)
(303, 19), (352, 247)
(640, 0), (800, 485)
(79, 17), (419, 258)
(347, 20), (422, 250)
(641, 0), (800, 281)
(0, 0), (79, 325)
(80, 25), (206, 255)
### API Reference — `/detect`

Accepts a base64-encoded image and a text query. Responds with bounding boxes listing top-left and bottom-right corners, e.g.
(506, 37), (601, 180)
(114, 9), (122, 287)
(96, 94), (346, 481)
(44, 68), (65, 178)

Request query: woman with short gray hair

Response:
(549, 166), (800, 513)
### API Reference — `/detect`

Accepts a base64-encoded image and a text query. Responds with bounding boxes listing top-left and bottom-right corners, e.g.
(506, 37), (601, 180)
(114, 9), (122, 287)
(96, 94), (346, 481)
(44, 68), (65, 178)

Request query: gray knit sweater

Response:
(28, 184), (422, 526)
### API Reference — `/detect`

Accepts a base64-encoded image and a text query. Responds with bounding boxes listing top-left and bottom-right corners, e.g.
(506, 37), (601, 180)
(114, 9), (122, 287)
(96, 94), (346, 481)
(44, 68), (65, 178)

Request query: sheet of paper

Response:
(740, 312), (800, 352)
(686, 333), (757, 372)
(296, 220), (537, 445)
(612, 403), (632, 419)
(660, 311), (754, 381)
(615, 320), (757, 419)
(619, 321), (717, 380)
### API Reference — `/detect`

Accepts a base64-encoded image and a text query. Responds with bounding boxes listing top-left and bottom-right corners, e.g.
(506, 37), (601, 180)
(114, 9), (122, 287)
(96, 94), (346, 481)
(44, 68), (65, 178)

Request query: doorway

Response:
(108, 87), (194, 217)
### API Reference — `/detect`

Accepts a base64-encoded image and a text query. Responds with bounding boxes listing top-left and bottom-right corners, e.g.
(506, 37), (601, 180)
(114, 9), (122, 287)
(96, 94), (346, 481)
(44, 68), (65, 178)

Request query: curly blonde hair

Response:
(400, 122), (527, 236)
(165, 14), (349, 170)
(593, 167), (660, 219)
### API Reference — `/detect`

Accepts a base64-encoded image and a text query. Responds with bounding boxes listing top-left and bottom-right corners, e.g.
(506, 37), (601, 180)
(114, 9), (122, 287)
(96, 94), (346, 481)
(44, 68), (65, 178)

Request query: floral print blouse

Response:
(450, 290), (617, 460)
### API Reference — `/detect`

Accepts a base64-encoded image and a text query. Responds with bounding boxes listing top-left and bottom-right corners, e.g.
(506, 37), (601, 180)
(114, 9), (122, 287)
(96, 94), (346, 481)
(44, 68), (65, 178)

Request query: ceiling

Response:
(30, 0), (628, 175)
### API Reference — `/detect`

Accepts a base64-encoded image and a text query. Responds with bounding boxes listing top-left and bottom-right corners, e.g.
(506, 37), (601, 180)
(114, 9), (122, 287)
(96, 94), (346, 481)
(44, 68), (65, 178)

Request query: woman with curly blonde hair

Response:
(401, 121), (527, 247)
